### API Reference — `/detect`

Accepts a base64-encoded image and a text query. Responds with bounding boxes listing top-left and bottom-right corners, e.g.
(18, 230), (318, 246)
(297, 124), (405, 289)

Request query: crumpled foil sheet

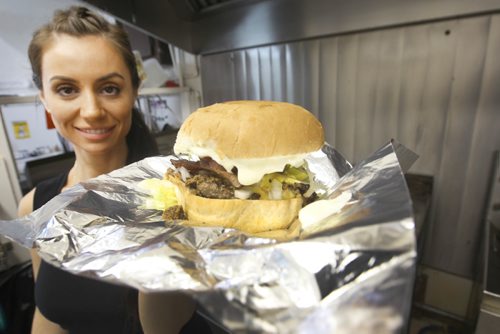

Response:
(0, 140), (418, 334)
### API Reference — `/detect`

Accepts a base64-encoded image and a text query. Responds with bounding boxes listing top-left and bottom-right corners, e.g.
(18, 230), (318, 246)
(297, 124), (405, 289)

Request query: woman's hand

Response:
(139, 291), (196, 334)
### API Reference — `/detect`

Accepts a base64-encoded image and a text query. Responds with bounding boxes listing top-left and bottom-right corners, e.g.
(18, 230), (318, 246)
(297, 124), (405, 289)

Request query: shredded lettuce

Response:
(138, 178), (179, 210)
(283, 165), (309, 182)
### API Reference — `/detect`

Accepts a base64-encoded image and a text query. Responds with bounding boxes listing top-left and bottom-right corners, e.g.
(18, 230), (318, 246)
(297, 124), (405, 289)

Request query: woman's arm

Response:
(139, 291), (196, 334)
(18, 190), (68, 334)
(30, 251), (68, 334)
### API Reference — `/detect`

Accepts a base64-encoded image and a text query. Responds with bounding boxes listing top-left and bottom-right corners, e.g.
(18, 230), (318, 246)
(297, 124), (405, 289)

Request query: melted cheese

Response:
(174, 140), (307, 185)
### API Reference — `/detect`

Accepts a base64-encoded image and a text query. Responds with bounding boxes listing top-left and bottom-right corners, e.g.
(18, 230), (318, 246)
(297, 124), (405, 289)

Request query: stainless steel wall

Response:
(200, 14), (500, 278)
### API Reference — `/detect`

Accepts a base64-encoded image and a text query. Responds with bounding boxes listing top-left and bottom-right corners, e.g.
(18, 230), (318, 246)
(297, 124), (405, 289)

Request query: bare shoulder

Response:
(18, 188), (35, 218)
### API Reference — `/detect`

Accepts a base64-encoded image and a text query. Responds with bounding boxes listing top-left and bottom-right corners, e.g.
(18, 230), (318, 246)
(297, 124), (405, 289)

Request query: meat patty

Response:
(185, 174), (235, 199)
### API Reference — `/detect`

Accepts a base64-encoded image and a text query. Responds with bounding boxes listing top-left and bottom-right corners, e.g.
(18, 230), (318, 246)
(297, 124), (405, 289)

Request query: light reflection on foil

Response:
(0, 140), (418, 333)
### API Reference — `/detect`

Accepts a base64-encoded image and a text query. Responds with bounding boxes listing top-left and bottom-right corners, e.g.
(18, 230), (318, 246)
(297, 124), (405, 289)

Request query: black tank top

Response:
(33, 173), (214, 334)
(34, 172), (142, 334)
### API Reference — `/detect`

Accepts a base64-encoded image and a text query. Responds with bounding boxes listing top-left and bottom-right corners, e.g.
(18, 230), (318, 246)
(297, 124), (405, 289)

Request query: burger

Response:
(162, 100), (324, 237)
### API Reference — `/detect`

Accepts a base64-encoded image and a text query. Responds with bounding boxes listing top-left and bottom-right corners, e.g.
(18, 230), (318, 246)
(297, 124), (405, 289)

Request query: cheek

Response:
(42, 92), (75, 128)
(48, 114), (72, 142)
(48, 110), (71, 130)
(124, 112), (133, 134)
(113, 100), (134, 135)
(122, 97), (135, 129)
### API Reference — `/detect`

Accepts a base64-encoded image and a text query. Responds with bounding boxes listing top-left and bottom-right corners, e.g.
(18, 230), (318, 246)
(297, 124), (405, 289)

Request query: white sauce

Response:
(225, 154), (307, 185)
(298, 191), (352, 229)
(174, 138), (307, 185)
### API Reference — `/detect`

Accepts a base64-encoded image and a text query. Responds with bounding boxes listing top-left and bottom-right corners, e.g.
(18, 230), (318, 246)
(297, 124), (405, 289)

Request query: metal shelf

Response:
(0, 87), (189, 106)
(138, 86), (189, 96)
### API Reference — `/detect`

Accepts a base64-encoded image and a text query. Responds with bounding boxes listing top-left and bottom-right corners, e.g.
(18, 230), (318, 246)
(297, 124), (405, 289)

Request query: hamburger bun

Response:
(174, 100), (324, 159)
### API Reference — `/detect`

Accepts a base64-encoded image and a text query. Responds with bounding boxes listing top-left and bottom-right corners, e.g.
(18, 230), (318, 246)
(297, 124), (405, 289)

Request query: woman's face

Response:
(39, 34), (136, 157)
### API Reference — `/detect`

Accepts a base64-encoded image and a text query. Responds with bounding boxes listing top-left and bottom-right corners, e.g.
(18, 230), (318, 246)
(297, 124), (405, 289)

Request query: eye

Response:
(101, 85), (121, 96)
(56, 85), (78, 97)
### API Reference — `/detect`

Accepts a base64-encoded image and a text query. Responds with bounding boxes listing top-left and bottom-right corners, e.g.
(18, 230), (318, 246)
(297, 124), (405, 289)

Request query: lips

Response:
(79, 127), (112, 134)
(75, 126), (115, 140)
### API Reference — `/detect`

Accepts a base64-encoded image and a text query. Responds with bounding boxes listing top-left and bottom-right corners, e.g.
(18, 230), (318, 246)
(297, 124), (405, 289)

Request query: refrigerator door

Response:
(0, 156), (20, 220)
(0, 97), (67, 193)
(0, 105), (30, 268)
(0, 105), (22, 217)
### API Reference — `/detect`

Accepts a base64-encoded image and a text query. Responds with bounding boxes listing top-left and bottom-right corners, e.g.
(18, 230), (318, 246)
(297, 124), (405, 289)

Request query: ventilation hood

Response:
(82, 0), (500, 55)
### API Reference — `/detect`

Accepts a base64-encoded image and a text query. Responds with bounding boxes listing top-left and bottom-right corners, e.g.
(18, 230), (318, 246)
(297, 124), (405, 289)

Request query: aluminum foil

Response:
(0, 140), (418, 333)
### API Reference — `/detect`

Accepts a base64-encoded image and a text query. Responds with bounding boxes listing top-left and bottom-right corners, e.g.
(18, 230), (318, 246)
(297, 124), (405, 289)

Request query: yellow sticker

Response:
(13, 121), (30, 139)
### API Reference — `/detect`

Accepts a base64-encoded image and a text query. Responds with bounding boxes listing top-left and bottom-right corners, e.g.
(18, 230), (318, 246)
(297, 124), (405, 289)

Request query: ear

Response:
(39, 91), (49, 113)
(39, 91), (55, 129)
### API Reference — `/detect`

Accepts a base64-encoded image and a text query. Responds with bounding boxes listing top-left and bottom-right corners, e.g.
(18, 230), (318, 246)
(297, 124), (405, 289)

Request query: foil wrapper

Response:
(0, 140), (418, 333)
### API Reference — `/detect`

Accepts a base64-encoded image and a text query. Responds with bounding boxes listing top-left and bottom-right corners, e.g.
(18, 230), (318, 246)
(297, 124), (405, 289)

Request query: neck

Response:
(66, 142), (128, 188)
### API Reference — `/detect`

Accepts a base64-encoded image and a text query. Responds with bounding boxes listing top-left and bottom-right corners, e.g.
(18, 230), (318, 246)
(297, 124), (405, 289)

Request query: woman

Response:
(17, 6), (209, 334)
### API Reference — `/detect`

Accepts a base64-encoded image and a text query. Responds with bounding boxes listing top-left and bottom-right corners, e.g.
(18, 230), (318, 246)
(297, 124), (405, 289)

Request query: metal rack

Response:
(476, 151), (500, 333)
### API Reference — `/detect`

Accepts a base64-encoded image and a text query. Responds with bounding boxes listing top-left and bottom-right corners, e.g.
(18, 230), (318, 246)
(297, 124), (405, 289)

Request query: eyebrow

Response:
(49, 72), (125, 83)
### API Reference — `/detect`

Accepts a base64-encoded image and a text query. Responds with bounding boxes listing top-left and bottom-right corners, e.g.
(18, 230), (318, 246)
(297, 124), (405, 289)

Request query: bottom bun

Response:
(251, 218), (301, 241)
(166, 174), (303, 234)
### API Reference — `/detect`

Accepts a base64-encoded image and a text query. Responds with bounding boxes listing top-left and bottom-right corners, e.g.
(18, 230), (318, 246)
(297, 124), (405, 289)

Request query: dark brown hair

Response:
(28, 6), (140, 90)
(28, 6), (158, 162)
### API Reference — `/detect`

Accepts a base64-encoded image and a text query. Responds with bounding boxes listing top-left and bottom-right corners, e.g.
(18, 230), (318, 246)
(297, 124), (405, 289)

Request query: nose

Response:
(80, 90), (104, 119)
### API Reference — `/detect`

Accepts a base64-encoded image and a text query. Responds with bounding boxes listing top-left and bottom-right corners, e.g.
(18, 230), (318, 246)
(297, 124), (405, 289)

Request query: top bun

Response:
(174, 100), (324, 159)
